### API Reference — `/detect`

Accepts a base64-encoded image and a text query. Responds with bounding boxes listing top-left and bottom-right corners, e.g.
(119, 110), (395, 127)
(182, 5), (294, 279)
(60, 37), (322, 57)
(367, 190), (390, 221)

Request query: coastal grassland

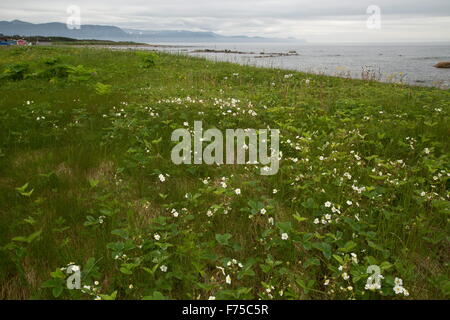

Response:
(0, 46), (448, 300)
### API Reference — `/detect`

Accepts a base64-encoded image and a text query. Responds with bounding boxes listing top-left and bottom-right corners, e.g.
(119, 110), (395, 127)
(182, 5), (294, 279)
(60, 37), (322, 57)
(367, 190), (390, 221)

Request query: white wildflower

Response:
(394, 277), (403, 286)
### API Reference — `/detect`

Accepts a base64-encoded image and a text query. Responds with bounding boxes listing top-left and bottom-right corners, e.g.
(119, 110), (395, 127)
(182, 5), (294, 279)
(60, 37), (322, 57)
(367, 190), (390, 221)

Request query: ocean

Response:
(144, 42), (450, 88)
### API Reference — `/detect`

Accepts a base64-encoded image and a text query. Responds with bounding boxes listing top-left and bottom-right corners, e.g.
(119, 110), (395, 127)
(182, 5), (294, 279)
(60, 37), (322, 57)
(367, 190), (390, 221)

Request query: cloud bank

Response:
(1, 0), (449, 42)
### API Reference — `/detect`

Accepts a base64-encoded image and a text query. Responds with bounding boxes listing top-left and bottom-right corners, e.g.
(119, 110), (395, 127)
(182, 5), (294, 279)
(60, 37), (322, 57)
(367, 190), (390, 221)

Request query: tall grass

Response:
(0, 46), (448, 300)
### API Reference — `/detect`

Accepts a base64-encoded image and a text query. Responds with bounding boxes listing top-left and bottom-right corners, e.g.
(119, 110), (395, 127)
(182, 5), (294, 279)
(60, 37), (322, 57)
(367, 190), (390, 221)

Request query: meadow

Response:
(0, 46), (448, 300)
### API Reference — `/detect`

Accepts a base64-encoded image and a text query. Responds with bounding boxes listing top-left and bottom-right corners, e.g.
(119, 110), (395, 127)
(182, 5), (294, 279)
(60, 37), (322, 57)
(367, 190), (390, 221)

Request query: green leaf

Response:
(152, 137), (162, 145)
(301, 198), (318, 209)
(50, 268), (66, 279)
(52, 285), (64, 298)
(142, 291), (167, 300)
(369, 175), (387, 181)
(333, 254), (344, 265)
(15, 182), (29, 193)
(312, 242), (332, 259)
(215, 233), (232, 246)
(120, 266), (133, 275)
(338, 241), (357, 253)
(380, 261), (393, 271)
(276, 221), (293, 232)
(304, 257), (321, 269)
(15, 183), (34, 197)
(89, 179), (100, 188)
(367, 240), (384, 251)
(111, 229), (129, 239)
(99, 291), (117, 300)
(42, 278), (63, 288)
(12, 229), (42, 244)
(94, 82), (112, 95)
(293, 213), (307, 223)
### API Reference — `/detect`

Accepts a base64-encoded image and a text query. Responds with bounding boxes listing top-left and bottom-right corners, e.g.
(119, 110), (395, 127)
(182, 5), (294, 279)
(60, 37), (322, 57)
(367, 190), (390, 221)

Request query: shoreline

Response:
(62, 43), (449, 90)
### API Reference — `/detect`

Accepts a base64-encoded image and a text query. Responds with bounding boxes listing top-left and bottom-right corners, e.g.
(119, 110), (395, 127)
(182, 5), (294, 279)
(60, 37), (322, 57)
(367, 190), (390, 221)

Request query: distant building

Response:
(0, 36), (9, 45)
(0, 39), (30, 46)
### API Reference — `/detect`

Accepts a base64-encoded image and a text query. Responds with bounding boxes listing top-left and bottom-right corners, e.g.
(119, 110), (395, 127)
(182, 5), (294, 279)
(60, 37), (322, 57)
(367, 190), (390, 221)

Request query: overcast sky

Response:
(1, 0), (449, 42)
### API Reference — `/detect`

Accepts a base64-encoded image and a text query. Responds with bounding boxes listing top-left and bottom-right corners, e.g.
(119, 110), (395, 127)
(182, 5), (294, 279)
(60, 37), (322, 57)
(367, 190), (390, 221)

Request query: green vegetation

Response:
(0, 46), (448, 300)
(52, 40), (150, 46)
(0, 35), (148, 46)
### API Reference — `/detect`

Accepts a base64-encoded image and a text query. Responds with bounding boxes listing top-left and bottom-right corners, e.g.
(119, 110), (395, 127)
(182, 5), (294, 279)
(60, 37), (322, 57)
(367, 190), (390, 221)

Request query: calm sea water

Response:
(144, 42), (450, 88)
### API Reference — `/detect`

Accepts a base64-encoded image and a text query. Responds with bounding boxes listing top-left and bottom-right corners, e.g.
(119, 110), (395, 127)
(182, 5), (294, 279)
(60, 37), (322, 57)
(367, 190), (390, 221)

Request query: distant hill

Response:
(0, 20), (129, 40)
(122, 28), (293, 43)
(0, 20), (302, 43)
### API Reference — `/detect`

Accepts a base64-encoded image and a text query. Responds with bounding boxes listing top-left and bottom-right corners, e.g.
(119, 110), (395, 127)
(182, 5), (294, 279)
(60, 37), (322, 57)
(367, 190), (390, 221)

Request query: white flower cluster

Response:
(114, 253), (129, 261)
(171, 208), (179, 217)
(207, 203), (232, 217)
(364, 278), (382, 291)
(61, 262), (80, 273)
(158, 173), (169, 182)
(405, 137), (417, 150)
(213, 98), (259, 117)
(351, 184), (366, 194)
(160, 265), (168, 273)
(157, 96), (204, 105)
(143, 106), (159, 117)
(216, 259), (244, 286)
(264, 284), (279, 299)
(111, 106), (128, 118)
(314, 202), (342, 225)
(393, 277), (409, 296)
(282, 137), (303, 152)
(219, 176), (228, 189)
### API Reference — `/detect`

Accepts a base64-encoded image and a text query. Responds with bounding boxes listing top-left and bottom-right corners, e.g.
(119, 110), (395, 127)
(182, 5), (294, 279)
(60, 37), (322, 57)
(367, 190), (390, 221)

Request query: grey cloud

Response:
(0, 0), (449, 42)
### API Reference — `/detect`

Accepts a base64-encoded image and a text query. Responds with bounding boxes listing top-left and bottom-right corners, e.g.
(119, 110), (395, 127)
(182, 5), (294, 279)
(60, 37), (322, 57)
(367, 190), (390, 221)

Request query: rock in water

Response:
(434, 62), (450, 68)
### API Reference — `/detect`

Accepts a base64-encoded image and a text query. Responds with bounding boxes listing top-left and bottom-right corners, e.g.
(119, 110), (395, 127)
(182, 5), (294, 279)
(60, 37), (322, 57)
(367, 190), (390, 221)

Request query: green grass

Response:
(53, 40), (150, 46)
(0, 46), (448, 300)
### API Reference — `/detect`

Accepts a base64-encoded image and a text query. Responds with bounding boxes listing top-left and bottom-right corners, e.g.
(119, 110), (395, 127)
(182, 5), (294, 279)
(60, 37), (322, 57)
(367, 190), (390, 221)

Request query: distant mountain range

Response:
(0, 20), (302, 43)
(0, 20), (128, 40)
